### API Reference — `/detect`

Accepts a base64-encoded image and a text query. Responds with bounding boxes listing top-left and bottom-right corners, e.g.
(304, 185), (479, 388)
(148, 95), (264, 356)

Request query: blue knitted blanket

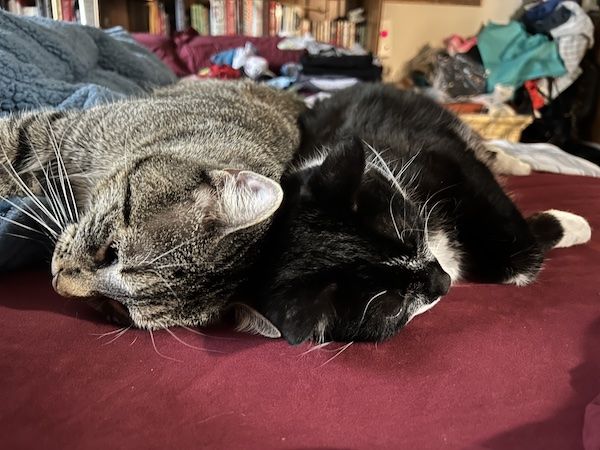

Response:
(0, 10), (176, 271)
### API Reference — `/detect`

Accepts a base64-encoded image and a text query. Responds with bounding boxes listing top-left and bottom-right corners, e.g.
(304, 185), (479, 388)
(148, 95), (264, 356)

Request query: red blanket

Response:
(1, 173), (599, 449)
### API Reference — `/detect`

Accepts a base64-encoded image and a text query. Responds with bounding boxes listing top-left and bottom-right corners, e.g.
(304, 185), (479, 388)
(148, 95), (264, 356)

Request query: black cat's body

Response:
(239, 84), (590, 344)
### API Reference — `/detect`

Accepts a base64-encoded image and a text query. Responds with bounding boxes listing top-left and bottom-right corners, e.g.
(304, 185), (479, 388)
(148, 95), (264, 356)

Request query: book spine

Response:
(242, 0), (251, 36)
(252, 0), (264, 37)
(61, 0), (72, 21)
(174, 0), (185, 32)
(210, 0), (225, 35)
(225, 0), (235, 35)
(202, 5), (210, 35)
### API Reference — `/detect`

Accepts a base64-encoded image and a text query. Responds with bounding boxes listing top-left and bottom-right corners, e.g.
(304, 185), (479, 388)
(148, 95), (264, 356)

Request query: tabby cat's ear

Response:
(218, 169), (283, 231)
(310, 138), (365, 205)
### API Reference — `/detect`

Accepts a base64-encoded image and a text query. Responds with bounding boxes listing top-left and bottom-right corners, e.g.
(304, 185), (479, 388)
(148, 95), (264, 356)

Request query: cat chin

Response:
(405, 297), (442, 324)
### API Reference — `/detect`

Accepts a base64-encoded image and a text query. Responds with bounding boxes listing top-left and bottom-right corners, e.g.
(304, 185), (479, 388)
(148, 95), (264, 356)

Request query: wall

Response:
(378, 0), (522, 81)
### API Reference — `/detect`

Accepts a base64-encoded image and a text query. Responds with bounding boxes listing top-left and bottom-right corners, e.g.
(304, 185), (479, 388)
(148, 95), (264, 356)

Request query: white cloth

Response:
(488, 139), (600, 177)
(538, 1), (594, 99)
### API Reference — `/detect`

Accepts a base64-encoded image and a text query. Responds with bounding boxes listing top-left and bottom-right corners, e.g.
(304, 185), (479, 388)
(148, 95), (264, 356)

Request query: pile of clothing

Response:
(197, 34), (382, 97)
(408, 0), (595, 110)
(405, 0), (600, 167)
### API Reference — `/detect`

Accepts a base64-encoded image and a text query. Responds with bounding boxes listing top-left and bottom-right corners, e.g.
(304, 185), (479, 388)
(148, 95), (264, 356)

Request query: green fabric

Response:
(478, 21), (566, 92)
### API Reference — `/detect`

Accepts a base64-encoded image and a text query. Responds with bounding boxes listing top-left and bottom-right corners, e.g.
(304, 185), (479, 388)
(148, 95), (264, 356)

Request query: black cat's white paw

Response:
(546, 209), (592, 248)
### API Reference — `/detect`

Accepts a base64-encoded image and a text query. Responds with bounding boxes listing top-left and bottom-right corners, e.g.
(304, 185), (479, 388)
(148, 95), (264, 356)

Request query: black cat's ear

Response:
(234, 304), (281, 338)
(310, 138), (366, 205)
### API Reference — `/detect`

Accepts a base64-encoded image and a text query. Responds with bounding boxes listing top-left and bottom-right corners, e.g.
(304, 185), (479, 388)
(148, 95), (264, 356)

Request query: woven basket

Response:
(459, 114), (533, 142)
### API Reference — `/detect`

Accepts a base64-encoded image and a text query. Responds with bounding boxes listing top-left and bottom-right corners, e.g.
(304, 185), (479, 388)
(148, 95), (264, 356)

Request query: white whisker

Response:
(164, 327), (225, 353)
(149, 329), (182, 362)
(356, 290), (387, 332)
(101, 326), (131, 345)
(318, 341), (354, 367)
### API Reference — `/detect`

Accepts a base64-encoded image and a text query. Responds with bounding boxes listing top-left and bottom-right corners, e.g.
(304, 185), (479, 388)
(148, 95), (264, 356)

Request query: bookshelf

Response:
(1, 0), (383, 52)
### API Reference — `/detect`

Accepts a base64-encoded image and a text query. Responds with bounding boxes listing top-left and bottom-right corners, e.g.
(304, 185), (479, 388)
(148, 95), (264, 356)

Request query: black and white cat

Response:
(237, 83), (591, 344)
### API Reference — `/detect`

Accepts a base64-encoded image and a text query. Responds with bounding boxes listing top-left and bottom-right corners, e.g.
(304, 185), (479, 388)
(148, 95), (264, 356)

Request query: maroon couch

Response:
(2, 173), (599, 450)
(132, 30), (304, 77)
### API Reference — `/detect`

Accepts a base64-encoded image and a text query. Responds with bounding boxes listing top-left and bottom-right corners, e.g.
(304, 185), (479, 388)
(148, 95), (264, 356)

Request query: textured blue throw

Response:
(0, 10), (176, 271)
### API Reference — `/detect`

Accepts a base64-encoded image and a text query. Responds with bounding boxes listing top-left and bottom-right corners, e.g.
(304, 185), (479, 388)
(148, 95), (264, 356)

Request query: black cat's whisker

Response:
(129, 335), (138, 346)
(298, 342), (331, 356)
(423, 199), (443, 248)
(101, 326), (131, 346)
(163, 327), (225, 354)
(356, 290), (387, 332)
(148, 329), (182, 363)
(388, 194), (402, 242)
(318, 341), (354, 368)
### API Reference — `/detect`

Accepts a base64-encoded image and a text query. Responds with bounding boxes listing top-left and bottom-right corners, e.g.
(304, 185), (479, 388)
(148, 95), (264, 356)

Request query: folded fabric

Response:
(526, 3), (572, 34)
(488, 140), (600, 177)
(523, 0), (564, 23)
(477, 21), (567, 92)
(0, 10), (176, 115)
(444, 34), (478, 55)
(538, 1), (594, 99)
(301, 53), (374, 70)
(295, 76), (359, 92)
(300, 54), (382, 81)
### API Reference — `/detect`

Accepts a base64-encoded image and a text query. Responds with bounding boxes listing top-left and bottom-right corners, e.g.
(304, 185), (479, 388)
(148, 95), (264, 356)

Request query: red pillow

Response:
(173, 29), (304, 75)
(132, 33), (191, 77)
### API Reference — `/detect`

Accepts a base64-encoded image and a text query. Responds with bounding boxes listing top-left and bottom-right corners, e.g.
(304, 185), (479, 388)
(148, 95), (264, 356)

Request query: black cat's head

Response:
(240, 138), (451, 344)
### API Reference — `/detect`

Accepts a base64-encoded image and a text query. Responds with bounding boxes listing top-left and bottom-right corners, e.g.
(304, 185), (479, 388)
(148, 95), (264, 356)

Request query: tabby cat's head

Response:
(51, 154), (282, 329)
(242, 139), (451, 344)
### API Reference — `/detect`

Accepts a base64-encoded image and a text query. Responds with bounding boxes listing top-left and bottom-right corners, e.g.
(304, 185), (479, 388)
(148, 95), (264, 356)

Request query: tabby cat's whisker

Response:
(43, 116), (78, 223)
(0, 194), (59, 238)
(0, 155), (62, 229)
(180, 325), (239, 341)
(163, 327), (225, 353)
(101, 326), (131, 345)
(26, 141), (67, 228)
(148, 329), (182, 362)
(146, 237), (194, 265)
(92, 326), (127, 339)
(5, 231), (50, 245)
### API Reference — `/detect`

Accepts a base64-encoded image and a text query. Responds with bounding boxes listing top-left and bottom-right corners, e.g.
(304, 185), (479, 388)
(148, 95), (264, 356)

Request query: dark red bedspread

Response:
(2, 173), (599, 450)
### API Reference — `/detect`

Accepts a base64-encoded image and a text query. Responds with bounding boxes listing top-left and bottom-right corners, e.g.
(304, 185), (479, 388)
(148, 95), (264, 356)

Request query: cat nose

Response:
(427, 269), (451, 297)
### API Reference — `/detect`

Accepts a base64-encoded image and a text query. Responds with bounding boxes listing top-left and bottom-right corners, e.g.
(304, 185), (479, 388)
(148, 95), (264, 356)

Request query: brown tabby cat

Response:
(0, 80), (305, 329)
